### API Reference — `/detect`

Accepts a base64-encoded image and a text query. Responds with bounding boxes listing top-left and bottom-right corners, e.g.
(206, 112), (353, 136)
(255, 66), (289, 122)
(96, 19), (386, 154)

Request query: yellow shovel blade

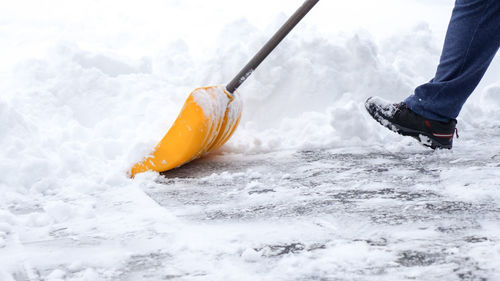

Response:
(130, 85), (242, 177)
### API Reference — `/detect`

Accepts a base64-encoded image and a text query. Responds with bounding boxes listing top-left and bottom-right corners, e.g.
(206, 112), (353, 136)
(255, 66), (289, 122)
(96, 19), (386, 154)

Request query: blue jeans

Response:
(405, 0), (500, 122)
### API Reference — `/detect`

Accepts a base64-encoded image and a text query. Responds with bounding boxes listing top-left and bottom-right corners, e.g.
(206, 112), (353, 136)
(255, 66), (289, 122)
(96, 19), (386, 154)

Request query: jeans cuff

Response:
(404, 96), (452, 123)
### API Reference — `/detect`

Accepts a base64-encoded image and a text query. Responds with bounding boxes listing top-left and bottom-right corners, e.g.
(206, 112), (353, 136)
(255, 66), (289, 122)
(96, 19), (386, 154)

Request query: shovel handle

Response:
(226, 0), (320, 94)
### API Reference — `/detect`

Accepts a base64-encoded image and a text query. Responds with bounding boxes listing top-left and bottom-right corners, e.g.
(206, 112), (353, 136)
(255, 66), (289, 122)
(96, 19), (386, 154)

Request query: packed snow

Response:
(191, 86), (230, 120)
(1, 0), (499, 280)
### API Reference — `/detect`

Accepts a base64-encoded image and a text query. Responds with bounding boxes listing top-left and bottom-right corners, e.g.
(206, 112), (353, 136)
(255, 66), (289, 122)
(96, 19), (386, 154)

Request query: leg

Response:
(405, 0), (500, 122)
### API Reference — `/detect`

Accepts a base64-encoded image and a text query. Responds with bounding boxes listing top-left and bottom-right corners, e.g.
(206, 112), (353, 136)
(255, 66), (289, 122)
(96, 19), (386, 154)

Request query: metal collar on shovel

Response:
(130, 0), (319, 177)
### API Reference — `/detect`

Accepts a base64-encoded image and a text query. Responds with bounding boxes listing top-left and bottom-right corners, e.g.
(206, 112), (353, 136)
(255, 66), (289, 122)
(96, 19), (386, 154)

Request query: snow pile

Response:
(227, 25), (439, 152)
(0, 44), (184, 279)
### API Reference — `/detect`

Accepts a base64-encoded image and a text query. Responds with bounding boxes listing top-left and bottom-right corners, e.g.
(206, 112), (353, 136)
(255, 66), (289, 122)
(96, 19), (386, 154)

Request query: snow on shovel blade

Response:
(130, 86), (242, 177)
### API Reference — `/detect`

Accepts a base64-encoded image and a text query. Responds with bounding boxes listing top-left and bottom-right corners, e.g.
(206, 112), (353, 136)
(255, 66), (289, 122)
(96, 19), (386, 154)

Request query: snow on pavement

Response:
(1, 0), (500, 280)
(150, 142), (500, 281)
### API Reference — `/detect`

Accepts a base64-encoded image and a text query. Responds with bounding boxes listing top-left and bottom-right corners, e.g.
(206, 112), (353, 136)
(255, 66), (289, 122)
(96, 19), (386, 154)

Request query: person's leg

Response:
(405, 0), (500, 122)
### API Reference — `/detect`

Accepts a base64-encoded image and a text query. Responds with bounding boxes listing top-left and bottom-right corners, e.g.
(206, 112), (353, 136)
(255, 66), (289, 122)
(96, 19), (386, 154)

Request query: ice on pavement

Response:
(1, 0), (500, 280)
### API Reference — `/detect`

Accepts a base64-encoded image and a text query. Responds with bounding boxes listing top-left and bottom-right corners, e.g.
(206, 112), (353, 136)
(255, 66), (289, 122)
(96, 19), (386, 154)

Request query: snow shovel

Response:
(130, 0), (319, 177)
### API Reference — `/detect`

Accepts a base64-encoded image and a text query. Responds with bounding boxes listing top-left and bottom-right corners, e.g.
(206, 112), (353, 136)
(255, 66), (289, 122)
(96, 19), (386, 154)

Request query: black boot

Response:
(365, 97), (457, 149)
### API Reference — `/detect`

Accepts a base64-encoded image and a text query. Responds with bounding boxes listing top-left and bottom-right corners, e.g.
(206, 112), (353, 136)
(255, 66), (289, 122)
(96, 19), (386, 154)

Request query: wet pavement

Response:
(140, 144), (500, 280)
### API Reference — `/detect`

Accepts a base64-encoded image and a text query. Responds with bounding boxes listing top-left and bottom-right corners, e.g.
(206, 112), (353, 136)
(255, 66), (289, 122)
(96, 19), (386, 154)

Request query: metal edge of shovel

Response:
(130, 0), (319, 177)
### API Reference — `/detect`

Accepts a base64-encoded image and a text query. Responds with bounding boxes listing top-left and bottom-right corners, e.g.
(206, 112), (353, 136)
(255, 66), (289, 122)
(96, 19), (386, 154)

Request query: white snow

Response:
(191, 86), (230, 119)
(1, 0), (500, 280)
